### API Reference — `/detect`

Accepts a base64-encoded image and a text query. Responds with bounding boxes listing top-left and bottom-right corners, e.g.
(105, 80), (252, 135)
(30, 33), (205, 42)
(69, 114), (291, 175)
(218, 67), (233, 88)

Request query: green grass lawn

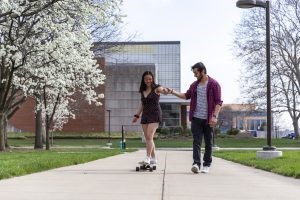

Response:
(3, 136), (300, 180)
(214, 150), (300, 178)
(215, 137), (300, 148)
(8, 137), (300, 148)
(0, 148), (133, 180)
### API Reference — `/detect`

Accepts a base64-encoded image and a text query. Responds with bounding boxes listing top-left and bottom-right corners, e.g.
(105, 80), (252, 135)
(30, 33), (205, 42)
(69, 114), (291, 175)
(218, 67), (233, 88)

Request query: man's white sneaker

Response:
(201, 166), (210, 173)
(191, 164), (200, 173)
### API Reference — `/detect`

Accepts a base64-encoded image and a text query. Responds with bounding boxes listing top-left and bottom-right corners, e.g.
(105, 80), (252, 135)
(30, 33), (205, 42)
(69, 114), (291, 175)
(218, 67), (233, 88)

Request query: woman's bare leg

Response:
(141, 124), (150, 157)
(143, 123), (159, 158)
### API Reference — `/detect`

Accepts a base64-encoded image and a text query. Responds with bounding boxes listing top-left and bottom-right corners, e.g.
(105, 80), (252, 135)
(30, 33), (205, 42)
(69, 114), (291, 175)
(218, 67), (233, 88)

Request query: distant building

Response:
(218, 104), (268, 136)
(8, 41), (189, 133)
(94, 41), (188, 132)
(103, 63), (156, 132)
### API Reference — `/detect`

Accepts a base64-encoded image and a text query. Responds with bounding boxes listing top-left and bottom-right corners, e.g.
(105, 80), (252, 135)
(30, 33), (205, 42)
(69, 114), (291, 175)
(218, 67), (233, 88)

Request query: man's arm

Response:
(209, 81), (223, 127)
(167, 82), (195, 99)
(213, 81), (223, 117)
(213, 104), (222, 118)
(169, 89), (187, 99)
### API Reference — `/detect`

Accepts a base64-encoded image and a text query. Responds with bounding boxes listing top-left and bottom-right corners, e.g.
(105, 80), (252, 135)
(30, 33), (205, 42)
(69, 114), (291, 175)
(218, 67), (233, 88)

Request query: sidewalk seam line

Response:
(161, 152), (167, 200)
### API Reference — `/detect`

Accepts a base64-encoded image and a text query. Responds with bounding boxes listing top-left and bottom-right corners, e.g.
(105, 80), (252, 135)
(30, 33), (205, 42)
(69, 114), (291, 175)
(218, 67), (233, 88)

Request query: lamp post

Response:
(236, 0), (276, 151)
(106, 109), (112, 147)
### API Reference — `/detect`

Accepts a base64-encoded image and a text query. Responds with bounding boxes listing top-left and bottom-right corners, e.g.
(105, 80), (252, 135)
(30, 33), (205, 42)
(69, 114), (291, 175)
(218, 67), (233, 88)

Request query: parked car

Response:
(281, 133), (296, 140)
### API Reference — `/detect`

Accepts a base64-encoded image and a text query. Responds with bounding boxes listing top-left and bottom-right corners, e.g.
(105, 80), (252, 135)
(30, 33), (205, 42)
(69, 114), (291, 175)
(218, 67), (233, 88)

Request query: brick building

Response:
(8, 58), (106, 132)
(8, 41), (188, 133)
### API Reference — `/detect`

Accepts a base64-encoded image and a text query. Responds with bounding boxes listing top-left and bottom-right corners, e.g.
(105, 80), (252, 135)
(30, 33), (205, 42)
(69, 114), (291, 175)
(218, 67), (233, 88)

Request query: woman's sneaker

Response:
(139, 156), (150, 165)
(191, 164), (200, 173)
(150, 158), (157, 165)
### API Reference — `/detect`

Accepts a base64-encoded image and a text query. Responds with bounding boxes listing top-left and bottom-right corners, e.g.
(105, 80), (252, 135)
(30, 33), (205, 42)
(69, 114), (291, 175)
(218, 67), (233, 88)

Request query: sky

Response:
(121, 0), (244, 104)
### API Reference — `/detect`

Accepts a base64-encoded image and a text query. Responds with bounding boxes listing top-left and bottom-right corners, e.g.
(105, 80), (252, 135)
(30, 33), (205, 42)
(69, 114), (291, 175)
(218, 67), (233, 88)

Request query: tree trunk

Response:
(45, 118), (50, 150)
(34, 109), (44, 149)
(42, 121), (46, 144)
(4, 116), (9, 148)
(41, 112), (46, 144)
(292, 118), (299, 140)
(0, 113), (6, 151)
(45, 128), (50, 150)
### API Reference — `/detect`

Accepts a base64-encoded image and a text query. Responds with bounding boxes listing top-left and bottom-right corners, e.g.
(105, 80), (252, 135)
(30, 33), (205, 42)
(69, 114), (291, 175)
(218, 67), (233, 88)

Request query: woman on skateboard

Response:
(132, 71), (168, 166)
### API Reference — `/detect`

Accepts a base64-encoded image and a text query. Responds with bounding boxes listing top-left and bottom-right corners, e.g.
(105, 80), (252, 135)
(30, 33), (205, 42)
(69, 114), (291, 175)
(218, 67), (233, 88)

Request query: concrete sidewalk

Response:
(0, 150), (299, 200)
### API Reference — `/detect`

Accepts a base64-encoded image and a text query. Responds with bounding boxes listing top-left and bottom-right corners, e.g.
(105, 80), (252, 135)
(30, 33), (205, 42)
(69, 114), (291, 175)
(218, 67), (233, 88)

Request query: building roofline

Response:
(106, 62), (155, 66)
(93, 41), (180, 46)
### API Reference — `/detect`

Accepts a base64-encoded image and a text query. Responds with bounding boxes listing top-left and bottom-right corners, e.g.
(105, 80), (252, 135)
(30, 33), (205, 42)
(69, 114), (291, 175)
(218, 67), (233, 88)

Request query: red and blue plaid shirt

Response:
(185, 76), (223, 122)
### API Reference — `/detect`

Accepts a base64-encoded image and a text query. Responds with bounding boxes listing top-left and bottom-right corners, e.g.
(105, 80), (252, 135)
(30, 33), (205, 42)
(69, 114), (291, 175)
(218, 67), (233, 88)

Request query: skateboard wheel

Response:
(149, 167), (153, 172)
(153, 166), (156, 170)
(136, 167), (140, 171)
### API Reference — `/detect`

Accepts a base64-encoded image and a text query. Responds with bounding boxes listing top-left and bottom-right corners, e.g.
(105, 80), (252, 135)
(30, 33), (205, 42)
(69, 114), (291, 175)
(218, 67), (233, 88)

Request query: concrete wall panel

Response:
(105, 64), (156, 132)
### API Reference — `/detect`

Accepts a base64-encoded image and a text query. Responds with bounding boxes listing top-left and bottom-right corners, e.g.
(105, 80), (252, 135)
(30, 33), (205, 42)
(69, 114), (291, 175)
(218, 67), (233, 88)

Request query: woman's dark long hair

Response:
(139, 71), (156, 93)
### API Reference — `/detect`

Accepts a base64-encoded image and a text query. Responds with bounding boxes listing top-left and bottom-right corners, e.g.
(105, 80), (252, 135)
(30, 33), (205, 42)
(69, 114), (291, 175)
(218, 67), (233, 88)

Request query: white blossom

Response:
(0, 0), (124, 132)
(98, 93), (105, 98)
(95, 102), (103, 106)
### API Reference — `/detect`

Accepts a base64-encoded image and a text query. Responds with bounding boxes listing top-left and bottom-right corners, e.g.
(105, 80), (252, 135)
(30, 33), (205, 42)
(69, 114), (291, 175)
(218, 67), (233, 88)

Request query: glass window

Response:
(247, 120), (255, 130)
(237, 118), (244, 130)
(160, 103), (180, 127)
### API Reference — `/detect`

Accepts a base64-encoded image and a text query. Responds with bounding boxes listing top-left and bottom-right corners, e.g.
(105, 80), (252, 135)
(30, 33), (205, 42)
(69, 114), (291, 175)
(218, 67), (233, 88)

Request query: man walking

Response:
(168, 62), (222, 173)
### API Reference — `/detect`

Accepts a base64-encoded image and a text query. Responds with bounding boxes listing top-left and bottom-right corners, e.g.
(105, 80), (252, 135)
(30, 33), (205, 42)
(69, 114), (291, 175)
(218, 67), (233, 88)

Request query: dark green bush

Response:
(170, 126), (183, 135)
(183, 128), (192, 136)
(214, 127), (221, 135)
(159, 127), (170, 135)
(227, 128), (240, 135)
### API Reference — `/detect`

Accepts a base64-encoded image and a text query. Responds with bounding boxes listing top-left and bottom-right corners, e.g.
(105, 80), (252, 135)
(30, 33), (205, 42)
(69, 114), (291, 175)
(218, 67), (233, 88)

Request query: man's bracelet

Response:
(212, 114), (218, 118)
(134, 114), (140, 118)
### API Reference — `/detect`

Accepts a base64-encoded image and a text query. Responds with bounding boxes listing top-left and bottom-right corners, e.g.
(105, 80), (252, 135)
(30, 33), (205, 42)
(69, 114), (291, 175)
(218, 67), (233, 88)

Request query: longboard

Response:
(136, 162), (157, 172)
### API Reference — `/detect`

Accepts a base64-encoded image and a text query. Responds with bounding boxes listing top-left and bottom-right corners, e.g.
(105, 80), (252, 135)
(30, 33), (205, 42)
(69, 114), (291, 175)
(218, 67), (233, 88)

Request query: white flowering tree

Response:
(30, 29), (106, 150)
(0, 0), (123, 151)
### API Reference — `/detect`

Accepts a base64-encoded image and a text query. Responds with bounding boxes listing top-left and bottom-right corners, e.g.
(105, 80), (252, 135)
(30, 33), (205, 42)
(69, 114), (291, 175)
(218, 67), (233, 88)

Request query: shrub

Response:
(183, 128), (192, 136)
(227, 128), (240, 135)
(214, 127), (221, 135)
(156, 127), (162, 133)
(159, 127), (170, 135)
(170, 126), (183, 135)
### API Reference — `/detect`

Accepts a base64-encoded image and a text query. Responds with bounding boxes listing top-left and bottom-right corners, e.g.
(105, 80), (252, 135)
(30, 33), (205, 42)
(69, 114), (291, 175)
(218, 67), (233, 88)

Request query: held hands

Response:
(160, 87), (174, 95)
(164, 87), (174, 95)
(159, 87), (173, 95)
(161, 88), (169, 95)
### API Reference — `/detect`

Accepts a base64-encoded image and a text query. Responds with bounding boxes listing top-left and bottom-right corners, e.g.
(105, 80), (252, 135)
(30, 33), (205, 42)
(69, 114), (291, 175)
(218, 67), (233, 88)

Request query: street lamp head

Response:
(236, 0), (256, 8)
(236, 0), (266, 9)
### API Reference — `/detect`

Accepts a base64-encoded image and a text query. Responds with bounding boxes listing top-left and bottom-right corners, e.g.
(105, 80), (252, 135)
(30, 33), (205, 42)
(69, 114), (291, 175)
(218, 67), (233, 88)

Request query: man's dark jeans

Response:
(191, 117), (213, 167)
